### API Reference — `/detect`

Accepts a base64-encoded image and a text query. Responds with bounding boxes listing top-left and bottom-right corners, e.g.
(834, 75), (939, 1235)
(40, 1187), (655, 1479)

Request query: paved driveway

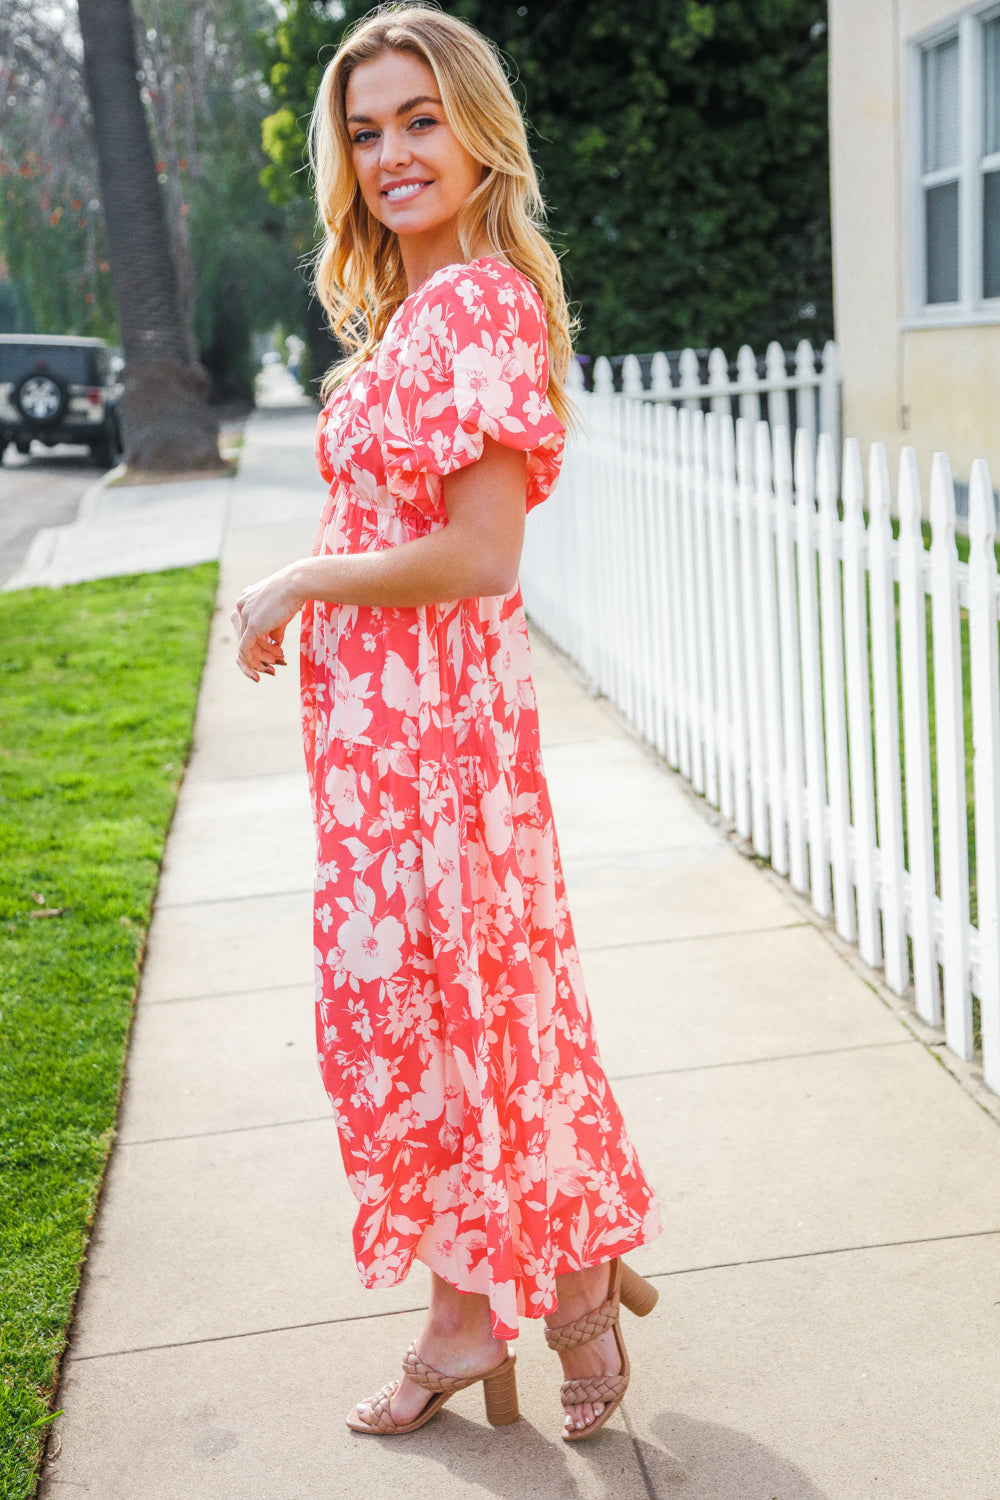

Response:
(0, 442), (101, 585)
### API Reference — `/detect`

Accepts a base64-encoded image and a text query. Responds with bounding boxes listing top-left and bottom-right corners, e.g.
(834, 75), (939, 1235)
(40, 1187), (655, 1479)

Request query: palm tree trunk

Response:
(77, 0), (221, 470)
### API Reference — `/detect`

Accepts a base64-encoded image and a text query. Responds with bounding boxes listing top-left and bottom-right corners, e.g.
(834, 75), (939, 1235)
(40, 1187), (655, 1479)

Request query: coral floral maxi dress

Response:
(301, 257), (660, 1339)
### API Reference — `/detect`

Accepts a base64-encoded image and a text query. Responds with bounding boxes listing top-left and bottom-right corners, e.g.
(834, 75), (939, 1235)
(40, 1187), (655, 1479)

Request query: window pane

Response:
(986, 16), (1000, 156)
(984, 171), (1000, 297)
(923, 36), (960, 172)
(926, 180), (959, 301)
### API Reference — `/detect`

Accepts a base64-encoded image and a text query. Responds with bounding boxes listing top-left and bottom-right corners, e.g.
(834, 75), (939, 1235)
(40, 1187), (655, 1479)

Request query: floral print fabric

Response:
(300, 257), (660, 1339)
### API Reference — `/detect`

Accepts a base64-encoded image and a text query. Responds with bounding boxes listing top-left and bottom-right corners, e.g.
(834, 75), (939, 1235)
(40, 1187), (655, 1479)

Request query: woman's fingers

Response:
(232, 571), (299, 680)
(236, 628), (288, 682)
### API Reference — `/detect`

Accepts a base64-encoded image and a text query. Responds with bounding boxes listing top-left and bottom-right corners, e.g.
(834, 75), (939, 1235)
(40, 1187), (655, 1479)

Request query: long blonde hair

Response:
(307, 3), (576, 426)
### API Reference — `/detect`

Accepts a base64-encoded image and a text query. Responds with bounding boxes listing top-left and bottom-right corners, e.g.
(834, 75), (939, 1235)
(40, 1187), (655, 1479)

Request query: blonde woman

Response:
(232, 2), (660, 1441)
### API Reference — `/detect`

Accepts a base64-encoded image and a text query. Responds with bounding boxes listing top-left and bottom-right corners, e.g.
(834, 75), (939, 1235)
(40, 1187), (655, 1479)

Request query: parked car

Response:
(0, 334), (124, 468)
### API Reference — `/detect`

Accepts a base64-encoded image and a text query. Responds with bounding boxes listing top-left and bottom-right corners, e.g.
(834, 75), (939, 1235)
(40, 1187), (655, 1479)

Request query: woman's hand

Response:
(231, 565), (304, 682)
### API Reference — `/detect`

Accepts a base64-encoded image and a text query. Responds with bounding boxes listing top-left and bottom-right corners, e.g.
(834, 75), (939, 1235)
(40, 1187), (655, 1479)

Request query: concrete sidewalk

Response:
(40, 409), (1000, 1499)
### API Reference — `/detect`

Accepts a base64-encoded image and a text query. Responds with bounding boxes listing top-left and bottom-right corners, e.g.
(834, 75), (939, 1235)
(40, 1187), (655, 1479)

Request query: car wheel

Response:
(13, 370), (68, 425)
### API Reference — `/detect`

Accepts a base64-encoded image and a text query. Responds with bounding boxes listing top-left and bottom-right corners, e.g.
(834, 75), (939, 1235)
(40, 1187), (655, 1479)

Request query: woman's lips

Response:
(382, 180), (431, 202)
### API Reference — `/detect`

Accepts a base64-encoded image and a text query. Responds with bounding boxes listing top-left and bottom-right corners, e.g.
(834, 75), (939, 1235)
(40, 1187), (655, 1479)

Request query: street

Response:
(0, 442), (103, 585)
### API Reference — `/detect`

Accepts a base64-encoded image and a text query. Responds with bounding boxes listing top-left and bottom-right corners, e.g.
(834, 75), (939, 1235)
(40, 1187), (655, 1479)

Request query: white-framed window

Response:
(907, 5), (1000, 322)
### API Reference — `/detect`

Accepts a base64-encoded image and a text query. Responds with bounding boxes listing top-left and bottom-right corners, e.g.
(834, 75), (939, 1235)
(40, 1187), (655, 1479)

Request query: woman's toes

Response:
(565, 1399), (608, 1431)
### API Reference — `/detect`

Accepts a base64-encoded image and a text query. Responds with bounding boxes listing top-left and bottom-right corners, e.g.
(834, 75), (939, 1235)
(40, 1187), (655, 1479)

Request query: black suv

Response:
(0, 334), (124, 468)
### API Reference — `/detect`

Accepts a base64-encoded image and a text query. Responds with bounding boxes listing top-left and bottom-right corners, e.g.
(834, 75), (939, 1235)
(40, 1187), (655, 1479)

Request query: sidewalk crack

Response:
(644, 1226), (1000, 1279)
(66, 1304), (431, 1364)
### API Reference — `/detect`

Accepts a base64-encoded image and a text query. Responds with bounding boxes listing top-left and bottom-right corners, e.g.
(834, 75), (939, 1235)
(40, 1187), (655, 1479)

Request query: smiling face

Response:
(344, 49), (485, 279)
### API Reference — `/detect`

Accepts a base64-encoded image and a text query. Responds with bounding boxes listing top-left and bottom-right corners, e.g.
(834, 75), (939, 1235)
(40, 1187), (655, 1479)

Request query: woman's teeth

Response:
(384, 182), (427, 201)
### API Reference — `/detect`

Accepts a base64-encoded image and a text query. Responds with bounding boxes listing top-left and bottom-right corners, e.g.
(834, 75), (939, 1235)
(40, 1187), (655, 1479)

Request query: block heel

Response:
(619, 1261), (659, 1318)
(483, 1359), (520, 1425)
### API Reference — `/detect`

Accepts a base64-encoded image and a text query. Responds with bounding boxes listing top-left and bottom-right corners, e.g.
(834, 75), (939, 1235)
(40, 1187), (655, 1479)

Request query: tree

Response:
(77, 0), (221, 469)
(0, 2), (118, 336)
(133, 0), (301, 401)
(259, 0), (833, 359)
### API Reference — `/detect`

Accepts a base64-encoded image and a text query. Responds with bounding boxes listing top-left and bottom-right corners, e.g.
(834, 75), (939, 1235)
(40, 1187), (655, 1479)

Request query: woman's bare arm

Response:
(232, 437), (528, 681)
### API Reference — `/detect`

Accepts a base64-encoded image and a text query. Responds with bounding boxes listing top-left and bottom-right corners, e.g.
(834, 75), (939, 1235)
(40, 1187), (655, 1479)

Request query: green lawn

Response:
(0, 564), (218, 1500)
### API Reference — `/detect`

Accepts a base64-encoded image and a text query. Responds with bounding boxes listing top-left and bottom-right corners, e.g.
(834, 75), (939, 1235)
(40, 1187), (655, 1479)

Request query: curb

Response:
(78, 461), (128, 520)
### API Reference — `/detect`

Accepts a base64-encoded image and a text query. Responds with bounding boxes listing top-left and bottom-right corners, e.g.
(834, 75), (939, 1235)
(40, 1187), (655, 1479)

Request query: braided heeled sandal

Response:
(346, 1340), (519, 1435)
(545, 1258), (658, 1442)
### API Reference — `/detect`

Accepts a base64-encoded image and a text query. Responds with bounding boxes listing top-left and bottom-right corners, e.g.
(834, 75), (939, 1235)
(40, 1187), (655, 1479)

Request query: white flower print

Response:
(453, 342), (518, 424)
(324, 763), (364, 831)
(381, 649), (419, 717)
(337, 908), (405, 983)
(479, 778), (514, 855)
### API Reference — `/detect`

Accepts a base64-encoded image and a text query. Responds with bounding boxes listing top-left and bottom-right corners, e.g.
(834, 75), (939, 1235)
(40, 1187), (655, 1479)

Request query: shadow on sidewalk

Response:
(641, 1411), (831, 1498)
(395, 1407), (830, 1499)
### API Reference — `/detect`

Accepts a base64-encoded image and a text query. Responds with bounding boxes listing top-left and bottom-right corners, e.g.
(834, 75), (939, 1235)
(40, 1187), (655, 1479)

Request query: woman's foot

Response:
(351, 1275), (507, 1429)
(546, 1262), (621, 1435)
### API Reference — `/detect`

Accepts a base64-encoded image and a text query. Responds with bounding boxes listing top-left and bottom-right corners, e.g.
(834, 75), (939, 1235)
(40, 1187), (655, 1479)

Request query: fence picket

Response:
(736, 345), (760, 424)
(765, 342), (789, 431)
(968, 459), (1000, 1091)
(737, 418), (769, 856)
(635, 400), (657, 746)
(721, 417), (751, 838)
(679, 347), (701, 411)
(622, 353), (643, 398)
(708, 348), (730, 417)
(650, 351), (672, 397)
(930, 453), (972, 1058)
(897, 448), (940, 1024)
(841, 439), (881, 967)
(755, 422), (788, 874)
(664, 406), (690, 779)
(693, 414), (718, 805)
(622, 397), (642, 730)
(679, 409), (705, 792)
(867, 443), (908, 993)
(817, 435), (855, 941)
(650, 405), (671, 762)
(706, 415), (734, 820)
(772, 425), (807, 891)
(794, 340), (818, 453)
(819, 340), (841, 469)
(794, 429), (831, 916)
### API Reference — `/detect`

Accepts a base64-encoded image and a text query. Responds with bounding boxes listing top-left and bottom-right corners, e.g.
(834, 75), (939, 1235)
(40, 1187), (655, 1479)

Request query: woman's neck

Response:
(400, 232), (490, 296)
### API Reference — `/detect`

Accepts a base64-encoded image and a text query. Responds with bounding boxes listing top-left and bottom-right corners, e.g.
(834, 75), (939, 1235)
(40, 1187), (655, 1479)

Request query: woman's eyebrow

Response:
(347, 95), (442, 124)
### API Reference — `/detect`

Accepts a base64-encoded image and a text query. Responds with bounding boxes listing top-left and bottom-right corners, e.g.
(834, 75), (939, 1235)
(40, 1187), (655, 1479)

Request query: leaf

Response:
(568, 1199), (589, 1263)
(354, 876), (375, 917)
(18, 1408), (64, 1433)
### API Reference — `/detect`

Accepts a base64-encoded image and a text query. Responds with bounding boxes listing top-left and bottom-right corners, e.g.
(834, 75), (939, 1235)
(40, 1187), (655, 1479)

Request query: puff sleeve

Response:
(377, 262), (565, 515)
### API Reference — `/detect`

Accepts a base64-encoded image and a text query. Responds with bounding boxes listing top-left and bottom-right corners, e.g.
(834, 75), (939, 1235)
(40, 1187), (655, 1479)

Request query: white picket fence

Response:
(520, 388), (1000, 1097)
(586, 337), (841, 467)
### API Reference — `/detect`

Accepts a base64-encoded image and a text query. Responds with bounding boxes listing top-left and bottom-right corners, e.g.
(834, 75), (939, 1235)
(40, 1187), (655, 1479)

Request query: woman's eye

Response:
(352, 130), (378, 146)
(410, 115), (436, 130)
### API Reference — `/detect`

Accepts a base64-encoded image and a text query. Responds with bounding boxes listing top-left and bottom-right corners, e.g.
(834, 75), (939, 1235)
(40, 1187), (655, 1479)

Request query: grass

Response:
(0, 564), (218, 1500)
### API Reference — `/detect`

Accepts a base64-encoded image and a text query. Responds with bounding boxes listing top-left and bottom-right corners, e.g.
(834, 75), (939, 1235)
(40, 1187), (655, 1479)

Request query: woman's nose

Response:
(380, 129), (411, 170)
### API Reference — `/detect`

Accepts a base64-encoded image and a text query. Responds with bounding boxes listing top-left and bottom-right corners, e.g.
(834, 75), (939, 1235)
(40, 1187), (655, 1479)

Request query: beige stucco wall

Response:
(829, 0), (1000, 504)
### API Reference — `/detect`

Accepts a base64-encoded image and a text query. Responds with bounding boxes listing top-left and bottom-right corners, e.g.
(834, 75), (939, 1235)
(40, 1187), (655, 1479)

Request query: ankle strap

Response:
(544, 1285), (620, 1352)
